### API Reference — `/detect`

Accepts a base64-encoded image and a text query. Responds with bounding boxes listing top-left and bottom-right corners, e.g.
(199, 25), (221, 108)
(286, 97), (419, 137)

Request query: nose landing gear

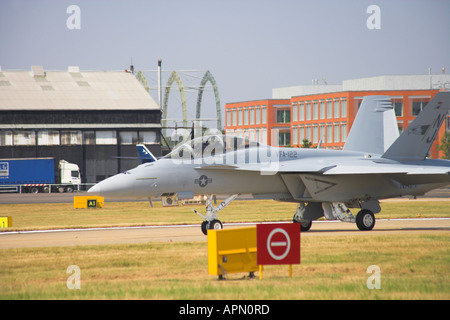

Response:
(193, 194), (239, 235)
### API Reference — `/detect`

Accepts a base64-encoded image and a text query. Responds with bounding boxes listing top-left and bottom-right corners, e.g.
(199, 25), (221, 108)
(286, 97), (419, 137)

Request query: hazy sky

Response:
(1, 0), (449, 124)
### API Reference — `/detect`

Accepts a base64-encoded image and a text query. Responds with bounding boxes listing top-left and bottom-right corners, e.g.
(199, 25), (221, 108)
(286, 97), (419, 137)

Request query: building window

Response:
(334, 99), (340, 118)
(13, 131), (36, 146)
(96, 131), (117, 145)
(299, 125), (304, 142)
(238, 108), (243, 126)
(261, 106), (267, 124)
(249, 108), (254, 125)
(120, 131), (138, 145)
(278, 131), (290, 146)
(334, 123), (340, 143)
(320, 124), (325, 144)
(326, 99), (332, 119)
(232, 109), (237, 126)
(341, 99), (347, 118)
(292, 102), (298, 122)
(226, 110), (231, 126)
(326, 124), (332, 143)
(305, 101), (311, 121)
(292, 126), (298, 145)
(412, 100), (429, 116)
(83, 131), (95, 145)
(244, 107), (249, 125)
(61, 131), (82, 145)
(319, 100), (325, 120)
(0, 131), (13, 146)
(255, 106), (261, 124)
(38, 131), (60, 145)
(299, 102), (304, 121)
(277, 109), (291, 123)
(393, 101), (403, 116)
(341, 122), (347, 142)
(312, 125), (318, 143)
(312, 101), (318, 120)
(306, 125), (311, 142)
(139, 131), (157, 144)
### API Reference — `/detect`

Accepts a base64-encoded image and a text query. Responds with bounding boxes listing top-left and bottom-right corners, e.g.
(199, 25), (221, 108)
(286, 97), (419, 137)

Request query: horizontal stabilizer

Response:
(382, 91), (450, 161)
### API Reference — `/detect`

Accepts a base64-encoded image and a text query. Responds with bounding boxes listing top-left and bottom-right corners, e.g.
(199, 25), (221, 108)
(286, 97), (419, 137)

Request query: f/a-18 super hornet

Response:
(89, 91), (450, 234)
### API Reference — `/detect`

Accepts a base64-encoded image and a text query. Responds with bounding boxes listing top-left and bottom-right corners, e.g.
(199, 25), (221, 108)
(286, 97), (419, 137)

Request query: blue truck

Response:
(0, 158), (81, 193)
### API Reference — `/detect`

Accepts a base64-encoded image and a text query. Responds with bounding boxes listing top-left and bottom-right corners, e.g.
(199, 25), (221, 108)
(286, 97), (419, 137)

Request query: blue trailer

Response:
(0, 158), (80, 193)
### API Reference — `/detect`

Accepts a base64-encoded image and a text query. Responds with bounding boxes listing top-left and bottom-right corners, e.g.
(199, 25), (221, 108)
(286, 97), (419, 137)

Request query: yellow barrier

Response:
(208, 227), (258, 279)
(73, 196), (104, 209)
(0, 216), (12, 228)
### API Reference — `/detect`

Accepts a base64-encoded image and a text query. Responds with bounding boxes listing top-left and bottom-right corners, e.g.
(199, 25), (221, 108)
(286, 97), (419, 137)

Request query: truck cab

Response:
(59, 160), (81, 191)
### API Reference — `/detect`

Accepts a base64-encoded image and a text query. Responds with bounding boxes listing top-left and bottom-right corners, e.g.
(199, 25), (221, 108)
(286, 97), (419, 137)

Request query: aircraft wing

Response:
(198, 159), (450, 175)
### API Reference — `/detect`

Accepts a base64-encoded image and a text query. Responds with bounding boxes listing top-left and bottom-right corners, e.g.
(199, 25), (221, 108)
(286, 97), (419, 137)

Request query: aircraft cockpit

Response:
(163, 135), (261, 160)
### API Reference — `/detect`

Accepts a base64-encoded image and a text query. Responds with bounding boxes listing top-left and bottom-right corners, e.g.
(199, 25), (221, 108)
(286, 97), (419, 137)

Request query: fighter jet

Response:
(89, 91), (450, 234)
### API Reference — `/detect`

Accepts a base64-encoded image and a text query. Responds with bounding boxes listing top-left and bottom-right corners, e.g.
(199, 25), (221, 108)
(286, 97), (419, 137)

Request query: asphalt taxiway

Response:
(1, 218), (449, 249)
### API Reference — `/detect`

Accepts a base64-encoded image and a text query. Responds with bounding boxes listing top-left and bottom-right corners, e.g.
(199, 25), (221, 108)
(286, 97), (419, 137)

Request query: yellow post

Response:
(259, 265), (263, 280)
(0, 216), (12, 228)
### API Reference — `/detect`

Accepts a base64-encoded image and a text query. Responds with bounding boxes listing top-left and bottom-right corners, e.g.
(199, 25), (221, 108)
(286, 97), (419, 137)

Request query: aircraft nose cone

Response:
(87, 184), (101, 194)
(87, 173), (135, 197)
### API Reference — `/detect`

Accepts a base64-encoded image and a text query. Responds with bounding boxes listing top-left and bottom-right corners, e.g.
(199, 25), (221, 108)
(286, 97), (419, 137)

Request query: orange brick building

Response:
(224, 99), (291, 146)
(225, 75), (450, 158)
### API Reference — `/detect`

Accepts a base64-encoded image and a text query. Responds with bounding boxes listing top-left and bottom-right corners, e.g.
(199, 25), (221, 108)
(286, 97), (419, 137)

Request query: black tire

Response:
(293, 219), (312, 232)
(356, 209), (375, 231)
(30, 186), (39, 194)
(201, 221), (208, 235)
(209, 219), (223, 231)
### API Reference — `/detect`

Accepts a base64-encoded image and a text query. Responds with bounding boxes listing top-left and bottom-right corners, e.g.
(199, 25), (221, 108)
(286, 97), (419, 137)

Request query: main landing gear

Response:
(355, 209), (375, 231)
(293, 201), (376, 231)
(193, 194), (239, 235)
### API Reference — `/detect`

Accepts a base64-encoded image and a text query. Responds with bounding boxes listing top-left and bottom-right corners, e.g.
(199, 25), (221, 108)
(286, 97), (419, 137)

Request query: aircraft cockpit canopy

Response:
(163, 135), (261, 160)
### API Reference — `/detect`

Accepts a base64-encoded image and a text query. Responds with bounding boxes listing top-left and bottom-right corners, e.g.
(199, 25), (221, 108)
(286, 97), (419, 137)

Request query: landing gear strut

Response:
(193, 194), (239, 235)
(292, 202), (313, 232)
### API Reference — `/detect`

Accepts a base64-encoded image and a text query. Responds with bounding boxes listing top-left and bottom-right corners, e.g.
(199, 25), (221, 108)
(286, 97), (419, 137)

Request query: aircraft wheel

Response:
(356, 209), (375, 231)
(210, 219), (223, 231)
(300, 220), (312, 232)
(201, 221), (208, 235)
(293, 219), (312, 232)
(201, 220), (223, 235)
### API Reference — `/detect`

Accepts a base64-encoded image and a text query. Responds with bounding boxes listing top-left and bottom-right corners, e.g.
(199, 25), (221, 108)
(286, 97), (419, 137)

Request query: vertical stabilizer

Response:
(136, 144), (157, 163)
(343, 96), (399, 155)
(382, 91), (450, 161)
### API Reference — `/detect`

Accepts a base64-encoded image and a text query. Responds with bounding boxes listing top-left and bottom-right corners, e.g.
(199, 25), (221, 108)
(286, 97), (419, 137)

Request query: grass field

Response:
(1, 233), (449, 299)
(0, 199), (449, 300)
